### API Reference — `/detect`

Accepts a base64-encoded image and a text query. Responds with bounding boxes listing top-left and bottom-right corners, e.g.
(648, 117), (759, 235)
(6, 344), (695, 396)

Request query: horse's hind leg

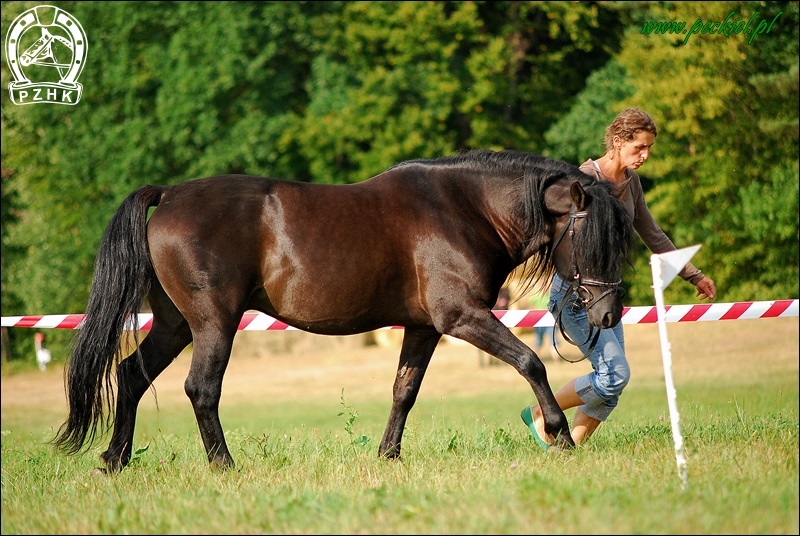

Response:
(100, 306), (192, 472)
(183, 322), (239, 470)
(379, 327), (441, 459)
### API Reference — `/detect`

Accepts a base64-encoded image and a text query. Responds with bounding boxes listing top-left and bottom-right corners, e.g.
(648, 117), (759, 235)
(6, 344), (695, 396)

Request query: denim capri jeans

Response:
(548, 273), (631, 421)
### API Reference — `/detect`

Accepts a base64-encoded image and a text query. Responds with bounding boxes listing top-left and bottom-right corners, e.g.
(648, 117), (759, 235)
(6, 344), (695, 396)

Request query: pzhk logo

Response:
(5, 5), (87, 105)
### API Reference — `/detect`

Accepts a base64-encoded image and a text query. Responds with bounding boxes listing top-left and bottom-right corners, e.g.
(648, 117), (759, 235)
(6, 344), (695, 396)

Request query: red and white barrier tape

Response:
(1, 300), (796, 331)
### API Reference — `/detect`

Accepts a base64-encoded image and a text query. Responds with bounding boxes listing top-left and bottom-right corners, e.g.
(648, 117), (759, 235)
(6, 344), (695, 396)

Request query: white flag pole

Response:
(650, 244), (701, 491)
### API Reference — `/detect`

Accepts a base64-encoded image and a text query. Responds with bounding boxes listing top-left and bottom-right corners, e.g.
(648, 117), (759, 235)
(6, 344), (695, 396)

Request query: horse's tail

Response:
(52, 185), (165, 455)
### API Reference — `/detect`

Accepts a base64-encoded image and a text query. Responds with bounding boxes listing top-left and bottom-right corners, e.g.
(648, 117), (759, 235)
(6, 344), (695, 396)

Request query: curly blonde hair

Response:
(604, 108), (657, 151)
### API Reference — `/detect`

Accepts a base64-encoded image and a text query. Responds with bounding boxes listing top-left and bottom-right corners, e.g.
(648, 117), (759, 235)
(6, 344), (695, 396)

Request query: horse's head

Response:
(545, 179), (632, 329)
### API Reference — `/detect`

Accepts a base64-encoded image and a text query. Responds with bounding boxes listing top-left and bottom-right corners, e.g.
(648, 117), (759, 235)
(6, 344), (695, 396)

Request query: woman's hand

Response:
(695, 276), (716, 301)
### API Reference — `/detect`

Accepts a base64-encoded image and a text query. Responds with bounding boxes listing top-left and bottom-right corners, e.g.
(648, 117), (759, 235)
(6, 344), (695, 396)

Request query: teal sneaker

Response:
(520, 405), (550, 451)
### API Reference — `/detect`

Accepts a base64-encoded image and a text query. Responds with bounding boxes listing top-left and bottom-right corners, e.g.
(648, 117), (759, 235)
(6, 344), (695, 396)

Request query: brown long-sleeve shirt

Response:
(579, 159), (704, 285)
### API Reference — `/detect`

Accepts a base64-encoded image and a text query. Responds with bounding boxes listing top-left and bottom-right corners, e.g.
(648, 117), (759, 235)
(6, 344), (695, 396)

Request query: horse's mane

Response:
(390, 149), (563, 175)
(391, 150), (633, 299)
(573, 179), (634, 278)
(517, 155), (633, 300)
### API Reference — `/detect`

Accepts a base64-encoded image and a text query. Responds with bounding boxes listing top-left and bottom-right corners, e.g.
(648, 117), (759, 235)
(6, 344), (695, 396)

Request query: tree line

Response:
(2, 1), (797, 363)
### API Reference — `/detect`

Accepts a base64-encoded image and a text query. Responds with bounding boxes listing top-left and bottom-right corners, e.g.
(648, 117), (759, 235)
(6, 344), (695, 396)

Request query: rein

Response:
(549, 206), (622, 364)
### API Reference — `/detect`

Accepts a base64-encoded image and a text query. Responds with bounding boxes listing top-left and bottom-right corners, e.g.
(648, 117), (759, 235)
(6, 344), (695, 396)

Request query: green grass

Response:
(3, 318), (798, 533)
(2, 376), (797, 534)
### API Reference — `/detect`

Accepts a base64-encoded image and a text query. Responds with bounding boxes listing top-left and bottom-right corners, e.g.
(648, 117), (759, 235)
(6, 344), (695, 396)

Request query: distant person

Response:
(521, 107), (717, 450)
(529, 287), (558, 361)
(34, 332), (51, 371)
(495, 286), (510, 310)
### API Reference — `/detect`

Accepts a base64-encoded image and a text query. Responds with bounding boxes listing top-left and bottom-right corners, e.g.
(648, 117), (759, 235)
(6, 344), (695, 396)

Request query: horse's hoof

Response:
(99, 453), (126, 473)
(209, 457), (235, 471)
(378, 447), (402, 460)
(550, 433), (576, 452)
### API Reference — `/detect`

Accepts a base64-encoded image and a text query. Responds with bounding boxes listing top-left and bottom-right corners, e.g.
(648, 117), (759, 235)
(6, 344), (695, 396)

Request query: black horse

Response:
(53, 150), (632, 473)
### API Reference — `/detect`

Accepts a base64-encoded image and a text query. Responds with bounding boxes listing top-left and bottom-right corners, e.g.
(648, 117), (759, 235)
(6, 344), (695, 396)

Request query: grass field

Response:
(1, 317), (798, 534)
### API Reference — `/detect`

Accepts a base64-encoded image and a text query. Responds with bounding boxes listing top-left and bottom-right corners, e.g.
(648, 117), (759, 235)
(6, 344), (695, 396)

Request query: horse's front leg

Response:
(378, 327), (442, 459)
(445, 309), (574, 449)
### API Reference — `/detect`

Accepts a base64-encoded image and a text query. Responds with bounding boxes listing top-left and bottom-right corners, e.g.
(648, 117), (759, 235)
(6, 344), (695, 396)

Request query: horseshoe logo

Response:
(5, 5), (88, 105)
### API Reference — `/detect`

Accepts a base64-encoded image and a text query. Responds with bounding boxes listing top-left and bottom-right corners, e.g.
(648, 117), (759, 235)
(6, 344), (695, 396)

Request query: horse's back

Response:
(144, 174), (431, 332)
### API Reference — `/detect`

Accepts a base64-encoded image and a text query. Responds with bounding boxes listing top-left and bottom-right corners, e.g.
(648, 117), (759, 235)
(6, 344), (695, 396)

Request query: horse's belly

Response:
(252, 281), (417, 335)
(265, 308), (395, 336)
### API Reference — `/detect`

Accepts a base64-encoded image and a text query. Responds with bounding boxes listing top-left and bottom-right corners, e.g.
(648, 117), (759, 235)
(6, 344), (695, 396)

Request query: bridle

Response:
(549, 206), (623, 363)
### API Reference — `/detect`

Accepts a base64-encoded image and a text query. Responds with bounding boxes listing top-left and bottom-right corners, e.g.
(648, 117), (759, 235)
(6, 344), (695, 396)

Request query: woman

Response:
(521, 107), (717, 449)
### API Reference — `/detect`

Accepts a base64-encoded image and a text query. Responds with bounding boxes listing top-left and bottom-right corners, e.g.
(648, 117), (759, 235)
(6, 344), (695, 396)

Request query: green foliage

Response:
(1, 2), (797, 363)
(543, 58), (635, 163)
(0, 163), (25, 316)
(297, 1), (618, 183)
(547, 1), (799, 305)
(0, 1), (330, 360)
(1, 1), (621, 363)
(338, 388), (370, 448)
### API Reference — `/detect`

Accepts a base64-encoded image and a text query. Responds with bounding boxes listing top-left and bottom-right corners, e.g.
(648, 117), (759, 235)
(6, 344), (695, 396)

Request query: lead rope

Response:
(550, 285), (601, 364)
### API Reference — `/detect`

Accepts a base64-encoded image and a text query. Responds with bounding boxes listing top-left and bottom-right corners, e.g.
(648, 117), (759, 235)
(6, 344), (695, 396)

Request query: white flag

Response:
(650, 245), (701, 291)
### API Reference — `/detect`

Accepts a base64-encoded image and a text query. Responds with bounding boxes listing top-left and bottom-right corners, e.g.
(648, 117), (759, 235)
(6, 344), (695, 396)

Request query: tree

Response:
(6, 1), (794, 366)
(1, 2), (330, 360)
(545, 1), (799, 305)
(617, 1), (798, 304)
(295, 1), (621, 183)
(543, 58), (635, 164)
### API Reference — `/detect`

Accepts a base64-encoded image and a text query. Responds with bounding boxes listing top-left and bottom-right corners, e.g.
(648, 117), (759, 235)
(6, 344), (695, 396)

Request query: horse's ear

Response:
(570, 181), (587, 211)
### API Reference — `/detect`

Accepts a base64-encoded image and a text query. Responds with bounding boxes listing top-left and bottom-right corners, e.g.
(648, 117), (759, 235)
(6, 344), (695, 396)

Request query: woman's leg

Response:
(525, 274), (629, 445)
(529, 380), (600, 444)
